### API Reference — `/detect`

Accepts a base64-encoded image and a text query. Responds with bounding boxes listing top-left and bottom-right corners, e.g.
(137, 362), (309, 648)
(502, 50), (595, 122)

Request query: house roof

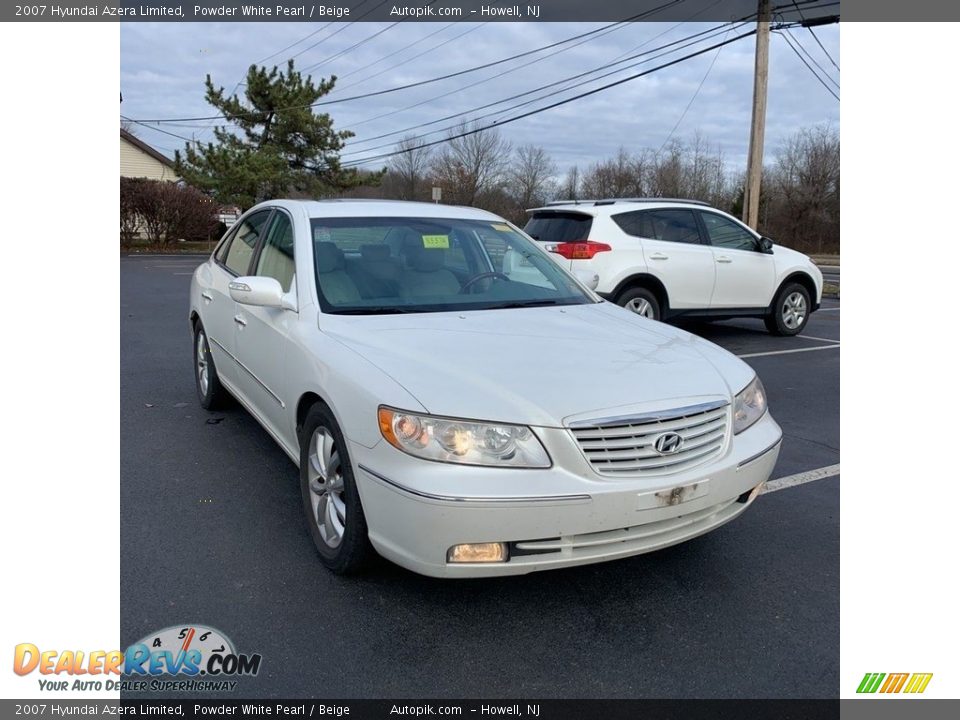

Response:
(121, 128), (175, 169)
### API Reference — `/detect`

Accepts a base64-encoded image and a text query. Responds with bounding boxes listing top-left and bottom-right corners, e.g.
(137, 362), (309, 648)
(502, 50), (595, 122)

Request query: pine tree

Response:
(176, 61), (379, 209)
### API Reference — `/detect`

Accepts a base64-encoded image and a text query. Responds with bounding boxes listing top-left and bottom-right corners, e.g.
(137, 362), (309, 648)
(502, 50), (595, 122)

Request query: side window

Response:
(633, 209), (702, 244)
(700, 212), (758, 251)
(222, 211), (271, 275)
(611, 211), (652, 238)
(214, 227), (236, 263)
(255, 212), (295, 291)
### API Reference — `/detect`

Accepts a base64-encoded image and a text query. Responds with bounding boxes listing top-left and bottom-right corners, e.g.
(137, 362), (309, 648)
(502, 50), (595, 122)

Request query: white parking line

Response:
(762, 464), (840, 494)
(797, 335), (841, 344)
(818, 307), (841, 312)
(737, 344), (840, 359)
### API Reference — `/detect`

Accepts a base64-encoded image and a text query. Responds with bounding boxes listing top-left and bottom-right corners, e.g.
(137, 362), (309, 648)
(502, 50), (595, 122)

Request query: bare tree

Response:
(387, 134), (432, 200)
(559, 165), (580, 201)
(506, 144), (557, 215)
(581, 147), (644, 199)
(429, 122), (512, 206)
(764, 124), (839, 253)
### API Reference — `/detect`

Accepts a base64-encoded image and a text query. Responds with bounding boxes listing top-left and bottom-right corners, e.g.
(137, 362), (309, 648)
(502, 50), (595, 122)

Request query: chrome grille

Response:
(570, 401), (730, 476)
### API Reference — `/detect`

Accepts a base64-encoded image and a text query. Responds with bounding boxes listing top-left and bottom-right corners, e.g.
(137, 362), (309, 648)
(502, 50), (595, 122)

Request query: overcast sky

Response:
(120, 20), (839, 176)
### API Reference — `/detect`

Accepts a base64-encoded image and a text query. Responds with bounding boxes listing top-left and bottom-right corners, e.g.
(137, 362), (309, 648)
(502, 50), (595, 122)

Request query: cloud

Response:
(121, 21), (839, 172)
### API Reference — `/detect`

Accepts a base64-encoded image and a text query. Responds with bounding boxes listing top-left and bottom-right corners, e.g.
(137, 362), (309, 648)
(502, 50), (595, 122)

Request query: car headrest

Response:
(360, 244), (391, 262)
(315, 242), (345, 273)
(406, 246), (446, 272)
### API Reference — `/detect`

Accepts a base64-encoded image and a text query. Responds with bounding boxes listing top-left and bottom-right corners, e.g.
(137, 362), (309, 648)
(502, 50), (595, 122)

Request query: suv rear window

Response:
(524, 212), (593, 243)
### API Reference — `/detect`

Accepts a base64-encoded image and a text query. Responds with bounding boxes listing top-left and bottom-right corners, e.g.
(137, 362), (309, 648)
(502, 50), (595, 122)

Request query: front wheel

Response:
(765, 283), (811, 336)
(299, 403), (373, 574)
(618, 287), (661, 321)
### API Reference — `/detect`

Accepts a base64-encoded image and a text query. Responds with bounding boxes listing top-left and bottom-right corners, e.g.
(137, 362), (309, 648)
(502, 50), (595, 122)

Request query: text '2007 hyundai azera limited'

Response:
(190, 199), (782, 578)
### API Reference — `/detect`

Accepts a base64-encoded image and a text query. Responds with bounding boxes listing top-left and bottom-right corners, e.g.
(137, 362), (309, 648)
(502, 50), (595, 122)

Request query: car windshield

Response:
(310, 216), (593, 315)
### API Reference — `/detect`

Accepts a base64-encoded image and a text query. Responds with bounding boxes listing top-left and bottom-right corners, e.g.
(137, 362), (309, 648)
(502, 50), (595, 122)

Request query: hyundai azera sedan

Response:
(190, 200), (782, 577)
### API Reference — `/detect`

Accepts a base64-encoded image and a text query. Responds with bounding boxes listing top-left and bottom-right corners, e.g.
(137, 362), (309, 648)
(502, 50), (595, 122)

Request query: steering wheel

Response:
(460, 271), (511, 293)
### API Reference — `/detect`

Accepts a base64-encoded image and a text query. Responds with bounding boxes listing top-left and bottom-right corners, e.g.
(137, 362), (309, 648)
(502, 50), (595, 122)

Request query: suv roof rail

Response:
(543, 197), (711, 208)
(604, 197), (711, 207)
(544, 199), (598, 206)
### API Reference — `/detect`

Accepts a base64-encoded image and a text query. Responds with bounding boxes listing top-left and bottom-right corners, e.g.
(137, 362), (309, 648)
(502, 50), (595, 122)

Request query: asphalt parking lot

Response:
(120, 255), (839, 699)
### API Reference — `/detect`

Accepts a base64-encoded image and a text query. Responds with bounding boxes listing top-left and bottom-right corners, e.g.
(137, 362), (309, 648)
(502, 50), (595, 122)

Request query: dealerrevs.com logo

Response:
(857, 672), (933, 694)
(13, 624), (262, 693)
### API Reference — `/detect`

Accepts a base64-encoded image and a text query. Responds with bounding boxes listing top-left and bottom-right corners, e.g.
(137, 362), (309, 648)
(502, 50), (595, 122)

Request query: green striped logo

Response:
(857, 672), (933, 694)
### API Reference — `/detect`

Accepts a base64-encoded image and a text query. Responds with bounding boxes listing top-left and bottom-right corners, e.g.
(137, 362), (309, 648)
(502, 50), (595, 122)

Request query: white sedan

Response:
(190, 200), (782, 578)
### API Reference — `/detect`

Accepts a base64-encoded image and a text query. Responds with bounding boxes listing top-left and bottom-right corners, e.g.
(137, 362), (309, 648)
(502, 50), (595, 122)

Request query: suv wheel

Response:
(618, 287), (661, 321)
(765, 283), (811, 336)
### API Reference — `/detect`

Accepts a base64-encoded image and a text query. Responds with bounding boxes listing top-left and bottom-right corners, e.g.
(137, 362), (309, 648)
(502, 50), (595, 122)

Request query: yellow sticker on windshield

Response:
(422, 234), (449, 249)
(491, 223), (512, 232)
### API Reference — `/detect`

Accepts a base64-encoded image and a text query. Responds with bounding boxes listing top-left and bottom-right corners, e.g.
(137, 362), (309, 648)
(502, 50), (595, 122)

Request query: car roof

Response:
(528, 198), (712, 216)
(252, 198), (505, 221)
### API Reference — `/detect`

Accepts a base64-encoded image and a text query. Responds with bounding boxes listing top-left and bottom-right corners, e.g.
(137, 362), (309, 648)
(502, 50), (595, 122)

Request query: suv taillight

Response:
(551, 241), (612, 260)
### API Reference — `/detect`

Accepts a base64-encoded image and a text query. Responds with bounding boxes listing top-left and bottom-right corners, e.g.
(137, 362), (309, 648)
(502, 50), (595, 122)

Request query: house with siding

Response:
(120, 128), (180, 181)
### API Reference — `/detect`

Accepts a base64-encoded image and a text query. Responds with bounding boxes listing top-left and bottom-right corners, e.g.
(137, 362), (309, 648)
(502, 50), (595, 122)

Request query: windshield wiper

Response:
(492, 300), (569, 310)
(332, 306), (419, 315)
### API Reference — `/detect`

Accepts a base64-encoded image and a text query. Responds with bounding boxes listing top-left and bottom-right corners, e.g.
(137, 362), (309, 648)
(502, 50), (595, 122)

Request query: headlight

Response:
(733, 375), (767, 435)
(378, 407), (551, 468)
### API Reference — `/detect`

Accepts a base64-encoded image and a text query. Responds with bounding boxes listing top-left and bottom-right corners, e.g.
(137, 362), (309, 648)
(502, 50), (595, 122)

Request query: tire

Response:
(618, 286), (661, 321)
(299, 403), (373, 575)
(194, 321), (228, 410)
(765, 282), (811, 336)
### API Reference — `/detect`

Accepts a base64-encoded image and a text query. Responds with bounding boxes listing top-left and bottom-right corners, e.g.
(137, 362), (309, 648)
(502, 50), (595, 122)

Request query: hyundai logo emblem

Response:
(654, 432), (684, 455)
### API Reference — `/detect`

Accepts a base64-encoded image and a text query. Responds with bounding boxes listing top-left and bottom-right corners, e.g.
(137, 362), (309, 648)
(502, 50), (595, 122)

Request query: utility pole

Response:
(743, 0), (772, 231)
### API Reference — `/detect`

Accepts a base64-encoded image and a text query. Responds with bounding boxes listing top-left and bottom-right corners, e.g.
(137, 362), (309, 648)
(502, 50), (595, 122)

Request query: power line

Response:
(333, 23), (488, 92)
(341, 22), (746, 156)
(121, 115), (197, 145)
(656, 29), (731, 155)
(341, 17), (638, 134)
(790, 0), (839, 71)
(335, 21), (458, 81)
(126, 3), (685, 124)
(339, 29), (757, 169)
(301, 21), (403, 73)
(284, 0), (392, 64)
(784, 27), (838, 88)
(777, 30), (839, 101)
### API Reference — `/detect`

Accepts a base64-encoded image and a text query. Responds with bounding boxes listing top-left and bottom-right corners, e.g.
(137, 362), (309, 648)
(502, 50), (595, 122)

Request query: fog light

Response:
(447, 542), (508, 564)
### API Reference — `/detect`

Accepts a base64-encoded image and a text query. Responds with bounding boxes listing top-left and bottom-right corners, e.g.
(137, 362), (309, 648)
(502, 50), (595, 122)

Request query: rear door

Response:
(202, 209), (273, 386)
(614, 208), (716, 309)
(523, 210), (594, 269)
(698, 211), (776, 308)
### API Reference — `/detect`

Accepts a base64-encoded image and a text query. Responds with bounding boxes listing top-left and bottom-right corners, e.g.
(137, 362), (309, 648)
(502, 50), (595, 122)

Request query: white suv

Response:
(525, 199), (824, 335)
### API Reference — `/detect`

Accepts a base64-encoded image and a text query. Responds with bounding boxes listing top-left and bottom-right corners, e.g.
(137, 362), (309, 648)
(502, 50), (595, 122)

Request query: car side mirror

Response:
(229, 276), (294, 310)
(574, 268), (600, 291)
(758, 236), (774, 254)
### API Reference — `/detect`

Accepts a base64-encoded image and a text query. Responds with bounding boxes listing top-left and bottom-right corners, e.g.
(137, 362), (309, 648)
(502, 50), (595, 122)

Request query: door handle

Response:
(716, 256), (733, 264)
(201, 291), (213, 302)
(649, 252), (669, 260)
(233, 314), (247, 327)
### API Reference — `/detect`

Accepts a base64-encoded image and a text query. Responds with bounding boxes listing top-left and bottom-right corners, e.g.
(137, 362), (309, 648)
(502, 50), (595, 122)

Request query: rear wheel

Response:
(618, 287), (661, 321)
(765, 283), (811, 336)
(299, 403), (373, 574)
(194, 321), (228, 409)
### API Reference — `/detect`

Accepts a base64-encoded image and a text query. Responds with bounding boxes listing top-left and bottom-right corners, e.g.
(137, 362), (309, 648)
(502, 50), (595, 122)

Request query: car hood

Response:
(322, 302), (755, 428)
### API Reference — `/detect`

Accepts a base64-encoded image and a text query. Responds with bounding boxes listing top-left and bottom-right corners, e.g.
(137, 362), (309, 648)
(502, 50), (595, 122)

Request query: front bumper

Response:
(352, 411), (782, 578)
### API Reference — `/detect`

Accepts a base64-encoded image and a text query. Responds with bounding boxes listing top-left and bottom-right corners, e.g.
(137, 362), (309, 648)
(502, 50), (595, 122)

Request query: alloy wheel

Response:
(196, 331), (209, 396)
(626, 297), (655, 318)
(307, 427), (347, 549)
(781, 291), (807, 329)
